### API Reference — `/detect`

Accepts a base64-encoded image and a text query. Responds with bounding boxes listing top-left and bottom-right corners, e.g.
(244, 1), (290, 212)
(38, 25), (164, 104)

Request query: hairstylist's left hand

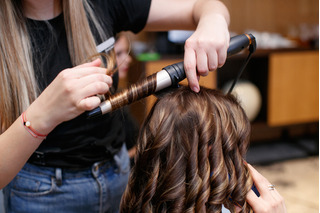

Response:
(184, 14), (229, 93)
(146, 0), (230, 93)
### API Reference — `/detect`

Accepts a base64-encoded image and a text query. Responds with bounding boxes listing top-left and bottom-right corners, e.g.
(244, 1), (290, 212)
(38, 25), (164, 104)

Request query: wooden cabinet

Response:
(268, 51), (319, 126)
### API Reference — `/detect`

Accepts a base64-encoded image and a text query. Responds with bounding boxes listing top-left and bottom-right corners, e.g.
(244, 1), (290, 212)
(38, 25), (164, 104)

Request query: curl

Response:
(120, 86), (253, 213)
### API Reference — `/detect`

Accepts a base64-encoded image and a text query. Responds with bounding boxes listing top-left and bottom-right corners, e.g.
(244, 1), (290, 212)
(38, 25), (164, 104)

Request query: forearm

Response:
(192, 0), (230, 29)
(0, 95), (57, 189)
(145, 0), (229, 31)
(0, 116), (43, 189)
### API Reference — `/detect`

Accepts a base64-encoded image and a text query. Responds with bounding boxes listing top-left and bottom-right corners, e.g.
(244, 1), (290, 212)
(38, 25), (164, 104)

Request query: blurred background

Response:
(1, 0), (318, 212)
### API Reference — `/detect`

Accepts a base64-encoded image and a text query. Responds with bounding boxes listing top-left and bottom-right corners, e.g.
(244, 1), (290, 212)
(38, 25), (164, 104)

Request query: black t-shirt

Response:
(27, 0), (151, 168)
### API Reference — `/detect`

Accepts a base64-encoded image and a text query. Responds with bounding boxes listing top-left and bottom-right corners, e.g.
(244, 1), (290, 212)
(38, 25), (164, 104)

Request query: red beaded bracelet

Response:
(21, 111), (47, 139)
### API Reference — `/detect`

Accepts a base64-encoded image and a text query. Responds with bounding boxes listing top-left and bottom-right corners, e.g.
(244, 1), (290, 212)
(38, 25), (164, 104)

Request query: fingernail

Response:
(193, 86), (199, 93)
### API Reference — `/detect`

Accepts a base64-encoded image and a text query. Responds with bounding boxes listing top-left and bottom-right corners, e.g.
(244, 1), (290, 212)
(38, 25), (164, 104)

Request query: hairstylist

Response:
(1, 0), (229, 212)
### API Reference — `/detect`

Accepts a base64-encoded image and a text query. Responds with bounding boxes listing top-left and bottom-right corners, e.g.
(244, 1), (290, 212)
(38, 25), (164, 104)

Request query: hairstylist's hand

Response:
(27, 58), (112, 135)
(184, 14), (229, 93)
(246, 164), (287, 213)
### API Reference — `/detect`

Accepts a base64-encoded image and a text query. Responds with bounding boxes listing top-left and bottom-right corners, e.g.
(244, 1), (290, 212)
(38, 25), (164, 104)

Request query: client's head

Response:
(121, 86), (253, 213)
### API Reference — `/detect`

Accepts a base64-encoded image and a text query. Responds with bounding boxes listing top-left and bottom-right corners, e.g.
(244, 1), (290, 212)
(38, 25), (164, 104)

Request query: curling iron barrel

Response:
(87, 33), (256, 118)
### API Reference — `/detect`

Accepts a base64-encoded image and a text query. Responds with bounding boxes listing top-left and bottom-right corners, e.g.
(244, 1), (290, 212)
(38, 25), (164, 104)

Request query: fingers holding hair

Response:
(39, 58), (113, 124)
(184, 47), (200, 93)
(246, 164), (287, 213)
(75, 58), (102, 68)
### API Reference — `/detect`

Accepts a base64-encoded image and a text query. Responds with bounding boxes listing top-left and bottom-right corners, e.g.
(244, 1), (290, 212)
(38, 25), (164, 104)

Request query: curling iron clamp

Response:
(87, 33), (256, 118)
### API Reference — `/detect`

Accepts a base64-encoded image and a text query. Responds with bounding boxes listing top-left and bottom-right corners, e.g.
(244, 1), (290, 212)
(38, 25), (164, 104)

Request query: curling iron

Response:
(87, 33), (256, 118)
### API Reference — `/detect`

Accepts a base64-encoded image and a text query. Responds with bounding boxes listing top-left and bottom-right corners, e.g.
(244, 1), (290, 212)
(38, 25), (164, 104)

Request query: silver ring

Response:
(268, 184), (275, 190)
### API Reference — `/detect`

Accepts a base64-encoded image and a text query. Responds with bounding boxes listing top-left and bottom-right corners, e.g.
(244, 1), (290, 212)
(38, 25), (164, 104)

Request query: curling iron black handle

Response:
(227, 33), (256, 56)
(163, 33), (256, 86)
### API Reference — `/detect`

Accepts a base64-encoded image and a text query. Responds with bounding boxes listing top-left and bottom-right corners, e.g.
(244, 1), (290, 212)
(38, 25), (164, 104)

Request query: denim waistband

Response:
(21, 160), (112, 181)
(23, 145), (128, 183)
(27, 146), (119, 169)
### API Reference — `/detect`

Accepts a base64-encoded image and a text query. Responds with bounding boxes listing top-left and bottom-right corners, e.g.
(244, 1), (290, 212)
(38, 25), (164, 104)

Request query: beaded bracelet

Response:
(21, 111), (47, 139)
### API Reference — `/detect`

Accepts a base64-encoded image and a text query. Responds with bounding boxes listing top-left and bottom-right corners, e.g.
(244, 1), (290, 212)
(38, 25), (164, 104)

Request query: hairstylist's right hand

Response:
(26, 58), (112, 135)
(246, 164), (287, 213)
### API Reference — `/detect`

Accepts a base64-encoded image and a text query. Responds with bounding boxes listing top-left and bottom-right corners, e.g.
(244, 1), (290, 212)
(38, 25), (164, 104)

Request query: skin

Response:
(22, 0), (62, 20)
(245, 164), (287, 213)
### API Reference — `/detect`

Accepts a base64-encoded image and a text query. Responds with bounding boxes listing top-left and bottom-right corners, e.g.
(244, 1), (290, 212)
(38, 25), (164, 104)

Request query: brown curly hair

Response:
(120, 86), (253, 213)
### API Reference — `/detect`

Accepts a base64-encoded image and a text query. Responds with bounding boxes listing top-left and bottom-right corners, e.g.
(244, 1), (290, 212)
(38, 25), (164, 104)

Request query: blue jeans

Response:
(3, 144), (130, 213)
